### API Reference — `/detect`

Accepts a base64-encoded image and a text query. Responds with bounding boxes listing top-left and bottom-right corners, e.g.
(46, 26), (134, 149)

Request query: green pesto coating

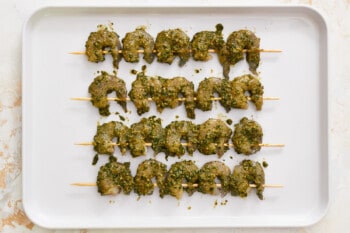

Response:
(197, 119), (232, 157)
(191, 24), (225, 61)
(122, 27), (155, 63)
(230, 160), (265, 200)
(88, 71), (127, 116)
(129, 73), (195, 119)
(232, 117), (263, 155)
(134, 159), (167, 197)
(96, 159), (134, 195)
(155, 29), (190, 66)
(85, 25), (122, 68)
(219, 29), (260, 78)
(127, 116), (165, 157)
(198, 161), (231, 196)
(165, 160), (199, 199)
(151, 76), (195, 119)
(196, 77), (233, 112)
(128, 72), (151, 115)
(231, 74), (264, 110)
(93, 121), (129, 155)
(164, 121), (198, 157)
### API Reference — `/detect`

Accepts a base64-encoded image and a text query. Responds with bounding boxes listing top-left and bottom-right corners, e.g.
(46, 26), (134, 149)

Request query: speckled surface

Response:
(0, 0), (349, 232)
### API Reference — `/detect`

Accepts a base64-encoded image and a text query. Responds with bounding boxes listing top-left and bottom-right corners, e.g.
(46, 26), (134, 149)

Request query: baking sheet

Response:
(22, 6), (329, 228)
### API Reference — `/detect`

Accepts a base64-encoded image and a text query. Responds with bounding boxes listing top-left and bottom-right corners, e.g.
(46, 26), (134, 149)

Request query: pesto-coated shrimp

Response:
(88, 71), (127, 116)
(164, 121), (198, 157)
(152, 77), (196, 119)
(165, 161), (199, 199)
(122, 27), (155, 64)
(230, 160), (265, 200)
(232, 117), (263, 155)
(219, 30), (260, 78)
(191, 24), (225, 61)
(197, 119), (232, 157)
(198, 161), (231, 196)
(231, 74), (264, 110)
(85, 25), (122, 68)
(97, 158), (134, 195)
(155, 29), (190, 66)
(128, 72), (152, 115)
(196, 77), (233, 112)
(93, 121), (128, 155)
(134, 159), (167, 197)
(127, 117), (165, 157)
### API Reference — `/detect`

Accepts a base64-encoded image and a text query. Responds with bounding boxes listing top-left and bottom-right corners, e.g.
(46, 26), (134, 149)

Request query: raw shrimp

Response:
(85, 25), (122, 68)
(88, 71), (127, 116)
(155, 29), (190, 66)
(122, 27), (155, 63)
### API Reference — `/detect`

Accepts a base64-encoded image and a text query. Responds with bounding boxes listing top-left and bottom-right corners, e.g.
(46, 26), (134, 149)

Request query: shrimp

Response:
(134, 159), (167, 197)
(88, 71), (127, 116)
(152, 77), (196, 119)
(85, 25), (122, 68)
(127, 116), (165, 157)
(219, 29), (260, 78)
(96, 158), (134, 195)
(122, 27), (155, 64)
(231, 74), (264, 110)
(164, 121), (198, 157)
(197, 119), (232, 157)
(198, 161), (231, 196)
(230, 160), (265, 200)
(155, 29), (190, 66)
(128, 72), (152, 115)
(232, 117), (263, 155)
(196, 77), (233, 112)
(190, 24), (225, 61)
(93, 121), (129, 155)
(165, 161), (199, 199)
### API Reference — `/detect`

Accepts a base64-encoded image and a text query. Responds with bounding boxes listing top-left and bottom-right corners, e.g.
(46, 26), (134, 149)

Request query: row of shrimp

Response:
(93, 116), (263, 158)
(88, 71), (264, 118)
(97, 158), (265, 200)
(85, 24), (261, 78)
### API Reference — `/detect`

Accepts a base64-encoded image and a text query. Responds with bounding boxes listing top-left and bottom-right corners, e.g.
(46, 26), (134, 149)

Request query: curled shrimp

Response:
(122, 27), (155, 64)
(93, 121), (129, 155)
(152, 76), (196, 119)
(197, 119), (232, 157)
(230, 160), (265, 200)
(231, 74), (264, 110)
(96, 158), (134, 195)
(85, 25), (122, 68)
(155, 29), (190, 66)
(164, 121), (198, 157)
(128, 72), (152, 115)
(165, 161), (199, 199)
(88, 71), (127, 116)
(127, 117), (165, 157)
(196, 77), (233, 112)
(232, 117), (263, 155)
(134, 159), (167, 197)
(190, 24), (225, 61)
(219, 29), (260, 78)
(198, 161), (231, 196)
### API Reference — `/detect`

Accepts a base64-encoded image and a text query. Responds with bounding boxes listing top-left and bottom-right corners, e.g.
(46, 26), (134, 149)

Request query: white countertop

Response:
(0, 0), (349, 232)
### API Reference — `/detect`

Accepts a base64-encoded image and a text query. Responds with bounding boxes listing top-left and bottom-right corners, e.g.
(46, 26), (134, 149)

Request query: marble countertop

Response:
(1, 0), (349, 232)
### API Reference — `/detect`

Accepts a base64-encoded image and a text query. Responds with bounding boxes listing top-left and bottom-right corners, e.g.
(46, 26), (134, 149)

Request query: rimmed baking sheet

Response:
(22, 5), (329, 228)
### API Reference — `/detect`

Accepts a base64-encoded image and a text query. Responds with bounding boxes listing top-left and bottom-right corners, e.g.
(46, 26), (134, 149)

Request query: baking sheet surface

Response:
(22, 6), (329, 228)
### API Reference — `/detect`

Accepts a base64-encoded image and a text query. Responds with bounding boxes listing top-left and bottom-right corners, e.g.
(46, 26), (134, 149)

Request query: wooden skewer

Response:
(71, 96), (279, 102)
(75, 142), (284, 148)
(71, 182), (283, 188)
(69, 49), (282, 55)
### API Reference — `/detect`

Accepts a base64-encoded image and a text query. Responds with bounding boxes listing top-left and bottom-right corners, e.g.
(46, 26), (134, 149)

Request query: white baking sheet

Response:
(22, 5), (329, 228)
